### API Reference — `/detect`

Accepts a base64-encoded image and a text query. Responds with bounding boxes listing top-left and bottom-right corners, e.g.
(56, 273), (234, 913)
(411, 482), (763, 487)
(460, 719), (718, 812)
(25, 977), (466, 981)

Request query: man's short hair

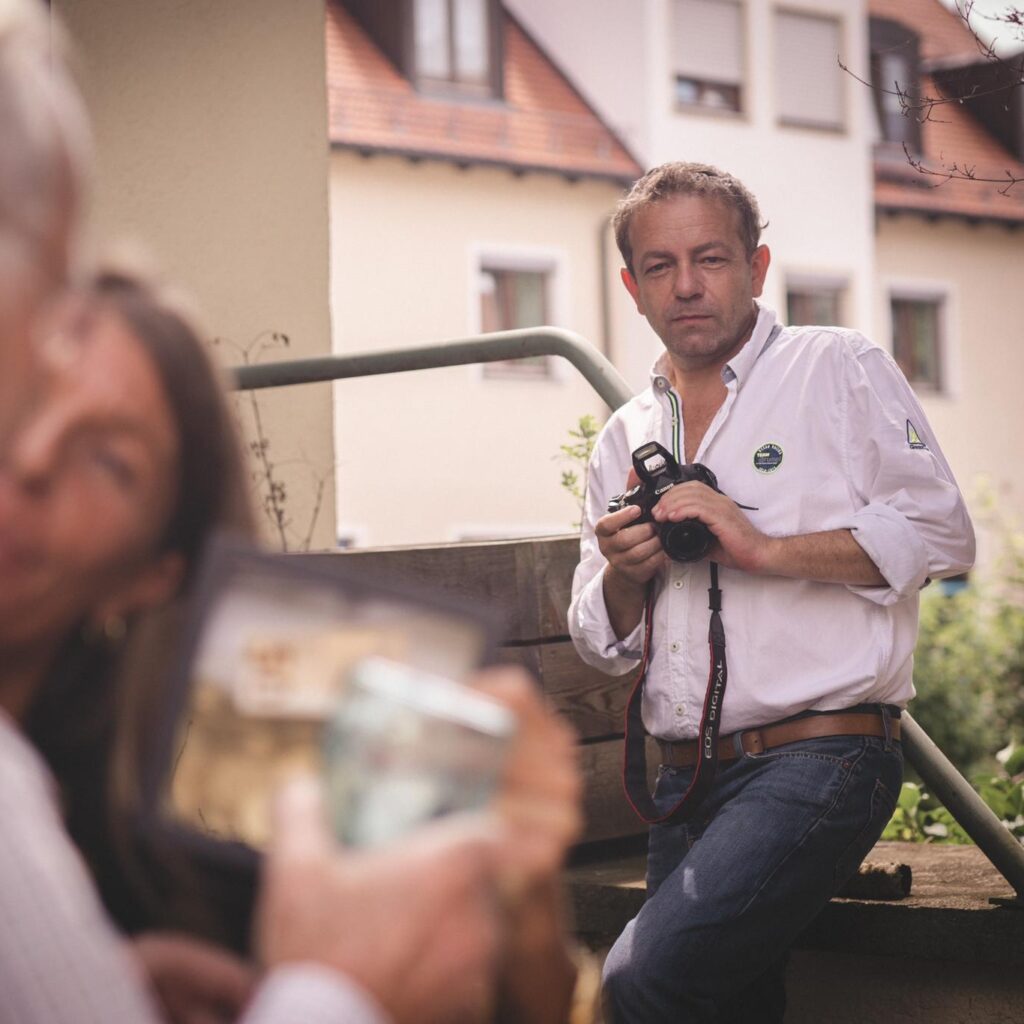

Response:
(613, 162), (766, 274)
(0, 0), (89, 279)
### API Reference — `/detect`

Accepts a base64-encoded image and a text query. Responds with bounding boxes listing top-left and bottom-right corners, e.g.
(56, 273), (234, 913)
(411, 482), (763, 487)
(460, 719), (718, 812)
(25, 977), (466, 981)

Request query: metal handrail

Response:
(231, 327), (1024, 899)
(231, 326), (631, 412)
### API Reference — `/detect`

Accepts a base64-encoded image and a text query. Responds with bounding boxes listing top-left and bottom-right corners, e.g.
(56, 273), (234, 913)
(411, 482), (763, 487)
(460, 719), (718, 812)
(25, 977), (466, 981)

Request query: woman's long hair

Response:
(24, 270), (258, 949)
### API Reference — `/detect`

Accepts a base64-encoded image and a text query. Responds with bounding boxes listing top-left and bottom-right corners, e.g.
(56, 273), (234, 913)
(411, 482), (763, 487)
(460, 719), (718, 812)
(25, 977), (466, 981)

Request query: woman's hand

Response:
(132, 932), (255, 1024)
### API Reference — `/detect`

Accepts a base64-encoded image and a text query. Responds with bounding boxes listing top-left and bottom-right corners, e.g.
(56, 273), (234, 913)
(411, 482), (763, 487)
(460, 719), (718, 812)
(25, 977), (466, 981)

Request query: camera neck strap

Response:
(622, 562), (727, 825)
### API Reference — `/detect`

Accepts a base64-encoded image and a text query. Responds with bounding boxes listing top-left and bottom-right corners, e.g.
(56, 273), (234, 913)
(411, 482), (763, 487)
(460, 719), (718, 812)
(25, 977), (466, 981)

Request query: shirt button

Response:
(673, 579), (684, 589)
(669, 641), (681, 653)
(675, 704), (685, 716)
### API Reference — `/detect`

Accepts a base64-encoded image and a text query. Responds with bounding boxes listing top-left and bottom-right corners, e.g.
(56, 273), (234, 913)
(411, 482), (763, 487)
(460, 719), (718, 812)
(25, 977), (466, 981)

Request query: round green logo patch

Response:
(753, 442), (783, 473)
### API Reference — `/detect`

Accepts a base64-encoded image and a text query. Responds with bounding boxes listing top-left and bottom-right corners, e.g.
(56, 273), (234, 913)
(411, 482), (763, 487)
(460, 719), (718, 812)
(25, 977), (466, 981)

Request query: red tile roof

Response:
(325, 2), (641, 184)
(869, 0), (1024, 223)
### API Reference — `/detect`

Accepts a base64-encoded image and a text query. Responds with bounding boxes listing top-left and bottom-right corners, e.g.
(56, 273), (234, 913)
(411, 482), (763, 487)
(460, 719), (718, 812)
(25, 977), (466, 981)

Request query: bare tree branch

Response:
(841, 2), (1024, 194)
(901, 141), (1023, 194)
(212, 331), (328, 551)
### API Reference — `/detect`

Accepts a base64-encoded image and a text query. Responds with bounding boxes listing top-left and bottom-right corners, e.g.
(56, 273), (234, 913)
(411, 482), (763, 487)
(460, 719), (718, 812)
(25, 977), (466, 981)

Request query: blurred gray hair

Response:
(0, 0), (90, 282)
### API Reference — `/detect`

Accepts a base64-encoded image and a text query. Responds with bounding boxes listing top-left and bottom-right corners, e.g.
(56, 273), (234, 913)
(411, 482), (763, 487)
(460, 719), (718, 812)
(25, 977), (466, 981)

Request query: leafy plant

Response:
(558, 414), (600, 529)
(883, 744), (1024, 845)
(908, 498), (1024, 775)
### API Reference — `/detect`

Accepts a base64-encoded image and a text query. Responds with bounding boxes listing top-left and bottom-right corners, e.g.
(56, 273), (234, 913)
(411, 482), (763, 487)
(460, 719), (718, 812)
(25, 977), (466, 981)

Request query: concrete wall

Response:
(54, 0), (336, 550)
(874, 215), (1024, 567)
(329, 152), (633, 547)
(508, 0), (875, 391)
(788, 950), (1024, 1023)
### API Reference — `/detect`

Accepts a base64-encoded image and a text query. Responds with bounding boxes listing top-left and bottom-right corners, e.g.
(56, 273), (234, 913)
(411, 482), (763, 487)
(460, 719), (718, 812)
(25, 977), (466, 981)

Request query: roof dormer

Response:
(869, 16), (923, 155)
(342, 0), (503, 101)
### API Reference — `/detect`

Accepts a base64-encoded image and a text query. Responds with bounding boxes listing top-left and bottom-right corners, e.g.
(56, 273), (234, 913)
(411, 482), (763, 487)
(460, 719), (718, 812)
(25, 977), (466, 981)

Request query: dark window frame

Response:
(479, 264), (553, 380)
(786, 281), (844, 327)
(891, 294), (944, 391)
(869, 17), (923, 154)
(674, 75), (743, 114)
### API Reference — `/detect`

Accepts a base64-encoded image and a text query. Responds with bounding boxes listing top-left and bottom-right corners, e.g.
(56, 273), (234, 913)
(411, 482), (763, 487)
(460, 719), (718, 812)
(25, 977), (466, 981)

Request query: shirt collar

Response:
(649, 302), (780, 393)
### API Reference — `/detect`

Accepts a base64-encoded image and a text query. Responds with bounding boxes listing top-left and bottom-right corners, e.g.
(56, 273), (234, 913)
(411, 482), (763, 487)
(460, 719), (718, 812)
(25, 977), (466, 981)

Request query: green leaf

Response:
(898, 782), (922, 812)
(1005, 745), (1024, 777)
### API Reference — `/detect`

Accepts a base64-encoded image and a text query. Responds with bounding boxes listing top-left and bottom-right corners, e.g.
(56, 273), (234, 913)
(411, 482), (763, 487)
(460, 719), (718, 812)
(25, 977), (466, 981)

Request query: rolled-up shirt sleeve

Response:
(568, 427), (645, 675)
(838, 345), (975, 606)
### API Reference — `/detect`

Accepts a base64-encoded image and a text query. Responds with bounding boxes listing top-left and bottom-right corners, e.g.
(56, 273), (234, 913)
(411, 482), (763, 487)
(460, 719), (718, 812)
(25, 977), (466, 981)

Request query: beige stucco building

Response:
(330, 155), (636, 546)
(869, 0), (1024, 570)
(875, 218), (1024, 568)
(326, 1), (641, 547)
(53, 0), (338, 550)
(52, 0), (1024, 563)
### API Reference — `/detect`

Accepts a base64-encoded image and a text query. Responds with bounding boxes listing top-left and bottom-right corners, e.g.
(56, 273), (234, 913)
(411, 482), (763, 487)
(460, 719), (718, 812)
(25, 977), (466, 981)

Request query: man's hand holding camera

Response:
(650, 480), (767, 573)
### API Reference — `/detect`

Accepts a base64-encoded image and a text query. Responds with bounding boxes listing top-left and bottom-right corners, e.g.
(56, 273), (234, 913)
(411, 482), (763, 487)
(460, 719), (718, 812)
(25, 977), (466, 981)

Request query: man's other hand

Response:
(256, 778), (501, 1024)
(596, 505), (668, 588)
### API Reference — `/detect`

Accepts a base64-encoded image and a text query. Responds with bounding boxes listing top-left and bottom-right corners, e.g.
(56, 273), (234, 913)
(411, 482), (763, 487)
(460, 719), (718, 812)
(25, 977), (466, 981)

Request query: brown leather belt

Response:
(658, 711), (900, 769)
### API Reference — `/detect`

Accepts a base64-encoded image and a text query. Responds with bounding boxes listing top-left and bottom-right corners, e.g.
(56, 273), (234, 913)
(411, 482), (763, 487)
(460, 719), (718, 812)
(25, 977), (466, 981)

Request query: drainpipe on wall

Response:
(597, 215), (614, 365)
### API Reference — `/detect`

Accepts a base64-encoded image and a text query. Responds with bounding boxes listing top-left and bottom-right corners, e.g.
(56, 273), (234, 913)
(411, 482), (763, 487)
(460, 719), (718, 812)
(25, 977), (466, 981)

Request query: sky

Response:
(939, 0), (1024, 54)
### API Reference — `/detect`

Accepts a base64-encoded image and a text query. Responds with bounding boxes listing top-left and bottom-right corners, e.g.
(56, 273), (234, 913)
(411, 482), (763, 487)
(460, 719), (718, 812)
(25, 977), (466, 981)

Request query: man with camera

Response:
(568, 162), (975, 1023)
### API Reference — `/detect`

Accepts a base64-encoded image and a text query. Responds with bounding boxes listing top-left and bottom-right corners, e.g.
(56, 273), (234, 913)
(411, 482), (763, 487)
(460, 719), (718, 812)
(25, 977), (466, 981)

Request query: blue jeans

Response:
(602, 732), (903, 1023)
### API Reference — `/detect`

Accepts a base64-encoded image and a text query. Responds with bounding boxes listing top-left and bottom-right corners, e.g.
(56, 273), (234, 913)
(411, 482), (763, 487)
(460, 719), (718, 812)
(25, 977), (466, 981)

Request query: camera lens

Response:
(659, 518), (714, 563)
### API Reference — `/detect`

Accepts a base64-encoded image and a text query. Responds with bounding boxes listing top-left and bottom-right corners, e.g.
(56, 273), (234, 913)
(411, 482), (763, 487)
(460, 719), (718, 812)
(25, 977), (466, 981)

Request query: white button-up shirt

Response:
(569, 305), (975, 741)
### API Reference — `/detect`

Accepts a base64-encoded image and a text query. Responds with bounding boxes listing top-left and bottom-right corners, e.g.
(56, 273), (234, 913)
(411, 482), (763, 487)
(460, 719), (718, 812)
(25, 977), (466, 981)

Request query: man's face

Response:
(622, 193), (770, 373)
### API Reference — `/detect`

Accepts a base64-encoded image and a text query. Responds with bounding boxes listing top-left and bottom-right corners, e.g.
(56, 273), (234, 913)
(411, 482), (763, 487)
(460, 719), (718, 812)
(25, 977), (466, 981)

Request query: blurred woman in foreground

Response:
(0, 270), (589, 1023)
(3, 271), (255, 939)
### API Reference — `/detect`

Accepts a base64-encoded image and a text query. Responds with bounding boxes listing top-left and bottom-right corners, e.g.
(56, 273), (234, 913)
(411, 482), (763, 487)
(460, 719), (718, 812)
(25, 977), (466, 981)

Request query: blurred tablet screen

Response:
(146, 535), (497, 852)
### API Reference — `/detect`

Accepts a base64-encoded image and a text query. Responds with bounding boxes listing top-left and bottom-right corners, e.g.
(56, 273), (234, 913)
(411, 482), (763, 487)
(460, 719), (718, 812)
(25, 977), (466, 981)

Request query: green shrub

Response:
(909, 522), (1024, 775)
(883, 745), (1024, 845)
(883, 504), (1024, 843)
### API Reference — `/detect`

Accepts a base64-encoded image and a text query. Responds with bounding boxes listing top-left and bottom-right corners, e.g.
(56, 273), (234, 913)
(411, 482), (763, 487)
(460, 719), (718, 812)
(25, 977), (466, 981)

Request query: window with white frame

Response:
(414, 0), (494, 97)
(891, 294), (943, 390)
(672, 0), (744, 114)
(479, 263), (552, 378)
(786, 279), (845, 327)
(775, 10), (844, 130)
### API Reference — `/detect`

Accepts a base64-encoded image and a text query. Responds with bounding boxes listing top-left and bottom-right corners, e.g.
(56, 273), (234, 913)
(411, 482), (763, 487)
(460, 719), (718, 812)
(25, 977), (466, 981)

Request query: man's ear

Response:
(90, 551), (186, 629)
(750, 245), (771, 298)
(621, 267), (644, 314)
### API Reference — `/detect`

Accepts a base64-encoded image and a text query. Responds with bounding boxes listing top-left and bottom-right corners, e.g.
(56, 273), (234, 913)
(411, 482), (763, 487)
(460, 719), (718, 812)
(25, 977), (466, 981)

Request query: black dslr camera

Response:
(607, 441), (720, 563)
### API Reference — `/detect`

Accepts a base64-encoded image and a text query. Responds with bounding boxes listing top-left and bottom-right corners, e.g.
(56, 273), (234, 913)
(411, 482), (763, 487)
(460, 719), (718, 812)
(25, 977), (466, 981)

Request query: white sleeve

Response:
(243, 964), (392, 1024)
(567, 426), (645, 675)
(837, 345), (975, 606)
(0, 720), (391, 1024)
(0, 724), (165, 1024)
